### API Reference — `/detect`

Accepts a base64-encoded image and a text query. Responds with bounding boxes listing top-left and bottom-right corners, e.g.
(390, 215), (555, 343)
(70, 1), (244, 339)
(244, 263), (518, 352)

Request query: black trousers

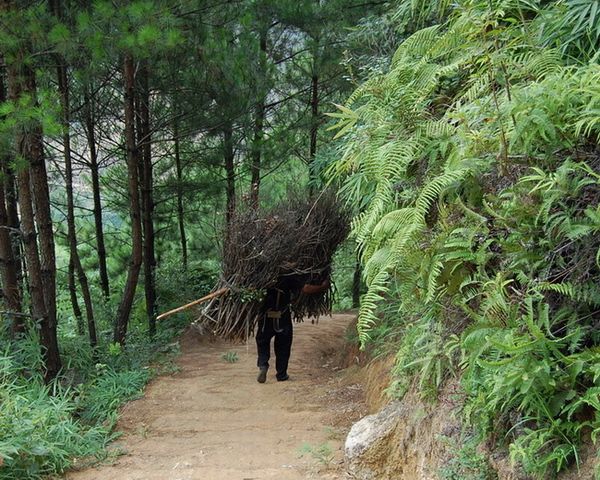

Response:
(256, 315), (293, 379)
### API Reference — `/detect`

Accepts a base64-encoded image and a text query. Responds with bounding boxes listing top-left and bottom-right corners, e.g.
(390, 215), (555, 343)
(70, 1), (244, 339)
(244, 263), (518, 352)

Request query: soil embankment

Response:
(66, 313), (366, 480)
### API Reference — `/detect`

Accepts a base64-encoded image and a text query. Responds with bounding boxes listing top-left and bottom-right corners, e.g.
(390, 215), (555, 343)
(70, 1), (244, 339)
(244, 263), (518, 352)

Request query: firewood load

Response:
(198, 192), (350, 341)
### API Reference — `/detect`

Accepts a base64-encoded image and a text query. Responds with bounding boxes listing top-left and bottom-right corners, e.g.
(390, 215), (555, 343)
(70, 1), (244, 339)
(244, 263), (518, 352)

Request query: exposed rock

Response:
(343, 374), (598, 480)
(345, 401), (403, 475)
(344, 382), (462, 480)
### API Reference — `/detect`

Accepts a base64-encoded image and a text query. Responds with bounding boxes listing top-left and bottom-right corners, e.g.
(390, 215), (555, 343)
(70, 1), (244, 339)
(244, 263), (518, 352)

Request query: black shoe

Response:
(276, 373), (289, 382)
(257, 368), (268, 383)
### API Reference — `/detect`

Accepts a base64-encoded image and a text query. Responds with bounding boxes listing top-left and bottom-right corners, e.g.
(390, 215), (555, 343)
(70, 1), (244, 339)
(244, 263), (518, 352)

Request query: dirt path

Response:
(66, 313), (365, 480)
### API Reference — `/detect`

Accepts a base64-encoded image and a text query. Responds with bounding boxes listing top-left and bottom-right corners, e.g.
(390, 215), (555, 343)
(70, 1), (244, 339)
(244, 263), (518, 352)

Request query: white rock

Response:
(344, 401), (402, 461)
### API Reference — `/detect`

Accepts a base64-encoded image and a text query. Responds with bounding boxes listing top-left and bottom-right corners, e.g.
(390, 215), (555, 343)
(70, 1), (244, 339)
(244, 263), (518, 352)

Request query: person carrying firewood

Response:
(256, 274), (330, 383)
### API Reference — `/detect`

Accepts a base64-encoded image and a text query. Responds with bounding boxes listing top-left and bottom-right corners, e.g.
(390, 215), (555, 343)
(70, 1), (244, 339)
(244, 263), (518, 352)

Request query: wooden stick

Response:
(157, 287), (229, 321)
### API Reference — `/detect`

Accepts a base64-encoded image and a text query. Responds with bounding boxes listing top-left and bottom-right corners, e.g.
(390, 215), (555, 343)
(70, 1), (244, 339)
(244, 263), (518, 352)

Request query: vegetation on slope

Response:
(329, 0), (600, 477)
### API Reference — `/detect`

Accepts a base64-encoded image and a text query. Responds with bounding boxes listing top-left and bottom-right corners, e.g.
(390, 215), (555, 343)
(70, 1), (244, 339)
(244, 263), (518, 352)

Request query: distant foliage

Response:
(330, 0), (600, 476)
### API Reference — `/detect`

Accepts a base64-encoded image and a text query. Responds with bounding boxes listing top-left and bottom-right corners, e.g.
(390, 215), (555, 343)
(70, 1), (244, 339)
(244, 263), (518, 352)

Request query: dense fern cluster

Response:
(329, 0), (600, 476)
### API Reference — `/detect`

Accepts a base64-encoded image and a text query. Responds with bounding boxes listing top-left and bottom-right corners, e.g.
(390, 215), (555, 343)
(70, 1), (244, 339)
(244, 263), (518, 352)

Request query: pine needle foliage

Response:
(328, 0), (600, 476)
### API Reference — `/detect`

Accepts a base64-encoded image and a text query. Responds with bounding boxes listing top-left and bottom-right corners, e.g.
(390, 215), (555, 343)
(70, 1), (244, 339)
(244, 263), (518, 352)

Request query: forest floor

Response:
(65, 313), (366, 480)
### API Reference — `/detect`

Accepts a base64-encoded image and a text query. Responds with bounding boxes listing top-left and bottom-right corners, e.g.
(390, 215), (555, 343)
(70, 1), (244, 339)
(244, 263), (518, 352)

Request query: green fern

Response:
(328, 1), (600, 476)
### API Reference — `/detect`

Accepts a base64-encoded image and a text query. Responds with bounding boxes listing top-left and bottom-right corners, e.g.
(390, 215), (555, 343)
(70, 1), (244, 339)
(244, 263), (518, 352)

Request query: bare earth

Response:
(66, 313), (365, 480)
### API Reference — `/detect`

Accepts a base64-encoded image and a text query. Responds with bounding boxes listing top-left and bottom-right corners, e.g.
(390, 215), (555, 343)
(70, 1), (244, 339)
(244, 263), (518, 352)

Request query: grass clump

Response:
(0, 259), (208, 479)
(221, 351), (239, 363)
(0, 348), (109, 479)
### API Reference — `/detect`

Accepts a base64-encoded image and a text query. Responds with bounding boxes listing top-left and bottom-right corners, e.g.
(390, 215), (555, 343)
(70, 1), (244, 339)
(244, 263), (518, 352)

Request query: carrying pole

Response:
(156, 287), (229, 321)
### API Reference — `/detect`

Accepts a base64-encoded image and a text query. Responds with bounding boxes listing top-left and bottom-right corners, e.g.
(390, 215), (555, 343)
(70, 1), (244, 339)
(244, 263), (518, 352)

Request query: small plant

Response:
(323, 426), (342, 441)
(107, 342), (122, 357)
(135, 424), (150, 439)
(439, 435), (496, 480)
(298, 442), (335, 466)
(221, 351), (239, 363)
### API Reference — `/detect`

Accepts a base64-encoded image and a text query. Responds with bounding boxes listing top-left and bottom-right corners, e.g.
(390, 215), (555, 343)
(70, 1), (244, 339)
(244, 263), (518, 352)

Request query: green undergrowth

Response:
(439, 434), (497, 480)
(0, 260), (215, 479)
(329, 0), (600, 478)
(0, 318), (186, 480)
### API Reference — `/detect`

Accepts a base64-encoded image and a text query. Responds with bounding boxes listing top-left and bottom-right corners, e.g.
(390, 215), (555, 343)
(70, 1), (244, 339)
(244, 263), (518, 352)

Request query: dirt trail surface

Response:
(66, 313), (365, 480)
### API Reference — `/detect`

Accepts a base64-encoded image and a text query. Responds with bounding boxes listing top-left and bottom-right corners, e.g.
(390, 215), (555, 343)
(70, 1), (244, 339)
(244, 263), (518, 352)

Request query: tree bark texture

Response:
(137, 61), (157, 338)
(309, 72), (319, 191)
(83, 85), (110, 299)
(174, 117), (187, 268)
(249, 29), (268, 210)
(223, 123), (236, 227)
(68, 257), (84, 335)
(0, 59), (23, 335)
(114, 53), (143, 345)
(4, 25), (62, 379)
(4, 162), (23, 304)
(26, 78), (57, 336)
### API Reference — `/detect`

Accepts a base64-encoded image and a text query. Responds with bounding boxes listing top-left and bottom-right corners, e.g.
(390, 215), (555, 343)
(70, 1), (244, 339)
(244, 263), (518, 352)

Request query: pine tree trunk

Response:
(4, 139), (24, 305)
(174, 117), (187, 268)
(309, 72), (319, 191)
(0, 179), (23, 335)
(249, 30), (267, 209)
(5, 170), (23, 311)
(52, 4), (98, 347)
(5, 41), (62, 379)
(137, 61), (157, 338)
(114, 53), (143, 345)
(68, 257), (84, 335)
(0, 58), (23, 336)
(83, 85), (110, 299)
(223, 123), (236, 227)
(26, 82), (57, 340)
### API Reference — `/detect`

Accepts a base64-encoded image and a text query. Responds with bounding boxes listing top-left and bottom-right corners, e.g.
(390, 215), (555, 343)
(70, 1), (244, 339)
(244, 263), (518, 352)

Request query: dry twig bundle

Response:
(197, 191), (350, 340)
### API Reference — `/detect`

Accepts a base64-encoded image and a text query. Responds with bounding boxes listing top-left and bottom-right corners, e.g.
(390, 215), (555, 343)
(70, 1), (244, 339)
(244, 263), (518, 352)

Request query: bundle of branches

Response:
(198, 191), (350, 340)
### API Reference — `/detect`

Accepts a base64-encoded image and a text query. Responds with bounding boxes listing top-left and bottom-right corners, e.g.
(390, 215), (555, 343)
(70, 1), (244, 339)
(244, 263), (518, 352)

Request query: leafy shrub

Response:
(0, 281), (188, 479)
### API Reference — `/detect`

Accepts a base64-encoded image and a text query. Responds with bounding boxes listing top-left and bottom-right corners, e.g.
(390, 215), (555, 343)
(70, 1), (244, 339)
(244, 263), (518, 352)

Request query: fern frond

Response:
(539, 282), (600, 307)
(415, 168), (469, 219)
(392, 25), (443, 65)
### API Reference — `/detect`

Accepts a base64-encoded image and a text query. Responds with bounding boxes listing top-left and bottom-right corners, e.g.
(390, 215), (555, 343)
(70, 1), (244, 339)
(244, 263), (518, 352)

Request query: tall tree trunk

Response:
(83, 85), (110, 299)
(309, 72), (319, 191)
(174, 117), (187, 268)
(0, 58), (23, 335)
(52, 0), (97, 347)
(26, 84), (57, 341)
(0, 178), (23, 335)
(68, 257), (84, 335)
(249, 30), (267, 209)
(16, 167), (60, 381)
(5, 41), (62, 379)
(4, 139), (24, 304)
(223, 123), (236, 227)
(114, 53), (143, 345)
(137, 61), (157, 338)
(5, 165), (23, 300)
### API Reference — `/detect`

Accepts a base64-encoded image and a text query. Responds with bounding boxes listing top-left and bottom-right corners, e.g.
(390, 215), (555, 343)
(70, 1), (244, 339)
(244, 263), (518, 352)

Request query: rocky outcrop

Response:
(345, 401), (403, 478)
(343, 374), (598, 480)
(344, 383), (462, 480)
